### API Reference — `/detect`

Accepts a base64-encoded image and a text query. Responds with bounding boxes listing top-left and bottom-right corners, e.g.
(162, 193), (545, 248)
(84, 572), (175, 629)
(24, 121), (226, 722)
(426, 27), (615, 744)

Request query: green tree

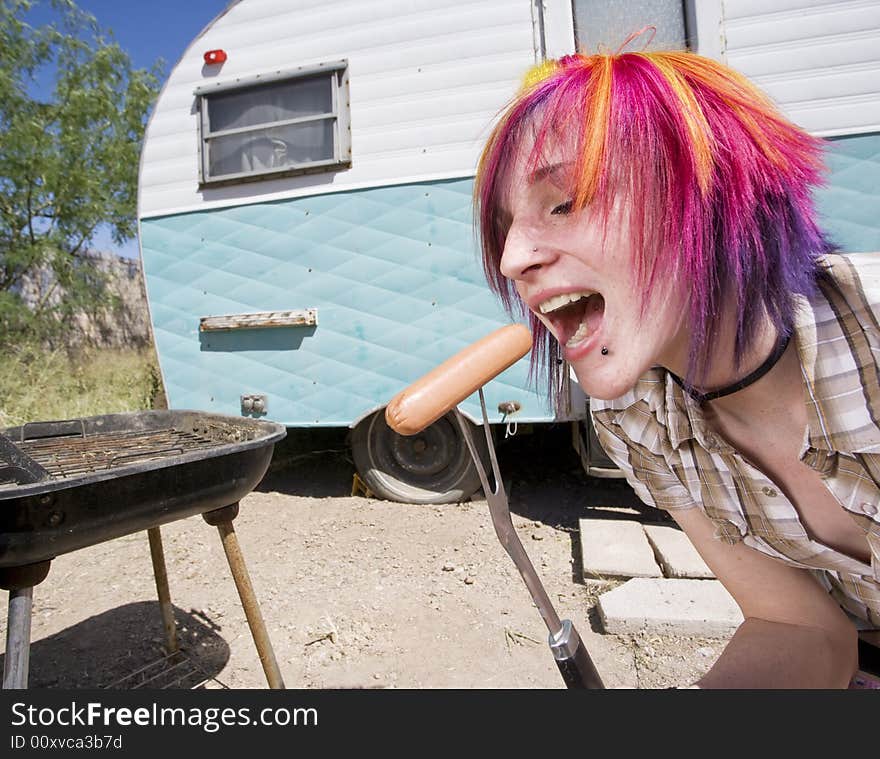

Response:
(0, 0), (162, 344)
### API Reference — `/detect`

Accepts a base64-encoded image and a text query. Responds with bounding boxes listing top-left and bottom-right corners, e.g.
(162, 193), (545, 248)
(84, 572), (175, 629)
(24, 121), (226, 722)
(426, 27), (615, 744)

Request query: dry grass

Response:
(0, 342), (165, 428)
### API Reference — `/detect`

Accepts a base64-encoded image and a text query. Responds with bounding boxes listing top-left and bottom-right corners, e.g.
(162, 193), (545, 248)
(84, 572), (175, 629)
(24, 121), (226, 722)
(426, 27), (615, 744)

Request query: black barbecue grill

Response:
(0, 409), (287, 689)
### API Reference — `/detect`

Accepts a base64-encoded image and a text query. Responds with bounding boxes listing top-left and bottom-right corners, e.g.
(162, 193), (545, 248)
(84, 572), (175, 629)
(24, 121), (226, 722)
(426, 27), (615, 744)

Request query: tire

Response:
(350, 409), (489, 504)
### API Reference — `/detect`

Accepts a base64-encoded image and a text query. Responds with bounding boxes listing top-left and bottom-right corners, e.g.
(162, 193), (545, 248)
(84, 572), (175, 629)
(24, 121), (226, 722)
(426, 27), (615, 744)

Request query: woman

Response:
(475, 49), (880, 688)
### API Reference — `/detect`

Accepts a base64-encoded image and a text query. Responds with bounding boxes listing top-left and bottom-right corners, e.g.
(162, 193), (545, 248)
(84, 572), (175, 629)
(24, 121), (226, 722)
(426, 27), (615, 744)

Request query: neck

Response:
(664, 302), (796, 419)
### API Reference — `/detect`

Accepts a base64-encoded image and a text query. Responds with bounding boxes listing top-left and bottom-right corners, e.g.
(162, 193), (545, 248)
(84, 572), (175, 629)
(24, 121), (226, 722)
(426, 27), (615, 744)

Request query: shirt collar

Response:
(662, 371), (730, 453)
(795, 260), (880, 453)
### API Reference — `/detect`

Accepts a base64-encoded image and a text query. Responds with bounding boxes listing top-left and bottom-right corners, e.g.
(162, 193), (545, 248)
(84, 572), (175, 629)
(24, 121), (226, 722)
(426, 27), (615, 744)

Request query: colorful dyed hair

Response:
(475, 50), (834, 400)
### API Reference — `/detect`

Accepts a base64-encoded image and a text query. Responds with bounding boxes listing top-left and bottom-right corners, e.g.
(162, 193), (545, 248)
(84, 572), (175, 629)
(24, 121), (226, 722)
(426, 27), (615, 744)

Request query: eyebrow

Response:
(527, 161), (572, 184)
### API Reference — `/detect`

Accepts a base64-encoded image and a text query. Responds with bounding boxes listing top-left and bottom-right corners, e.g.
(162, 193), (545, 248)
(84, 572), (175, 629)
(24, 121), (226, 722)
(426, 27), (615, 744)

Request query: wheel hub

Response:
(390, 423), (453, 476)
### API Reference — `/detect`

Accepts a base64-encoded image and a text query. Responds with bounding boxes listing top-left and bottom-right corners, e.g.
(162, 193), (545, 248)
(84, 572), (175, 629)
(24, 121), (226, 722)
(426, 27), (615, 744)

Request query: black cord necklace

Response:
(669, 333), (791, 404)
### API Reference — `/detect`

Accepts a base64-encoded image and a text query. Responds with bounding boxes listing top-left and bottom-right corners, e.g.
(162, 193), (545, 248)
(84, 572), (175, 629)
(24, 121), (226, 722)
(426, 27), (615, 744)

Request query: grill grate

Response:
(102, 649), (229, 690)
(19, 428), (224, 479)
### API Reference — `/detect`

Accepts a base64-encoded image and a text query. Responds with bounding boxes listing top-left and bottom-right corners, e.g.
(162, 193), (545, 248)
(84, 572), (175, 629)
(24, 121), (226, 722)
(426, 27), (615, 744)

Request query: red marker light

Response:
(204, 49), (227, 65)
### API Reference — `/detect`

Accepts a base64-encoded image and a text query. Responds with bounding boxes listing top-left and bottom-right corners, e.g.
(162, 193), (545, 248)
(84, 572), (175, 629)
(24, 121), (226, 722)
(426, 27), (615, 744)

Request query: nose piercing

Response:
(601, 346), (608, 355)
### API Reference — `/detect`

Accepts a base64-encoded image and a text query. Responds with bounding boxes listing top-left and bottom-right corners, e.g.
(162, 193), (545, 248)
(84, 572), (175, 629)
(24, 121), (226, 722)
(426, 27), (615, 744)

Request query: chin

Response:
(571, 363), (640, 402)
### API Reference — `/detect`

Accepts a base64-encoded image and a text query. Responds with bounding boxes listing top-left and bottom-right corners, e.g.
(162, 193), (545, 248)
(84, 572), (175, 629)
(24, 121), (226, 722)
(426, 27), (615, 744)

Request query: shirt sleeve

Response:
(589, 405), (698, 512)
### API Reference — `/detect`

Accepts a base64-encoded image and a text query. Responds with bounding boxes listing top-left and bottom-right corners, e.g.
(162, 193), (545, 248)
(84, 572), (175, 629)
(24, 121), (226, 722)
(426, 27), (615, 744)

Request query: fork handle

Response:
(550, 619), (605, 689)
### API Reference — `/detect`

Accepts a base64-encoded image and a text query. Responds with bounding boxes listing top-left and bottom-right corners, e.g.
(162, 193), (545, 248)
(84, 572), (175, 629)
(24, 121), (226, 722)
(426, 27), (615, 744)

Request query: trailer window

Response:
(197, 63), (350, 185)
(572, 1), (688, 53)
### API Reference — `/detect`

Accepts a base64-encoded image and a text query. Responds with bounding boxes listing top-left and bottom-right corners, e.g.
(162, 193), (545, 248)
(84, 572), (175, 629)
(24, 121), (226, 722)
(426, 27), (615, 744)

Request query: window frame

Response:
(195, 59), (351, 187)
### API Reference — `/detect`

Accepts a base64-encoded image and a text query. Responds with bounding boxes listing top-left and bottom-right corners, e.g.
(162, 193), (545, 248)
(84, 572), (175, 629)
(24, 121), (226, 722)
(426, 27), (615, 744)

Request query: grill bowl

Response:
(0, 410), (286, 568)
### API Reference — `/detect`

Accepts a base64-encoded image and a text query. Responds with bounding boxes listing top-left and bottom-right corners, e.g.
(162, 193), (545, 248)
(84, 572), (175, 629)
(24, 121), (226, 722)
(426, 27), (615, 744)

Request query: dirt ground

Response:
(2, 425), (732, 690)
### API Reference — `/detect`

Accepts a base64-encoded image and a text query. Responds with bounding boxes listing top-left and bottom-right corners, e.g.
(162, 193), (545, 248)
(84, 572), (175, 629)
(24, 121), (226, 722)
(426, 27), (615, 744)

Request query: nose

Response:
(499, 224), (556, 282)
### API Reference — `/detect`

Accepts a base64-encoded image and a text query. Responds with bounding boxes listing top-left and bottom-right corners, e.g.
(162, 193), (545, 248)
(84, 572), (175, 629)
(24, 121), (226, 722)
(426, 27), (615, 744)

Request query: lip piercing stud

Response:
(532, 246), (538, 252)
(601, 346), (609, 355)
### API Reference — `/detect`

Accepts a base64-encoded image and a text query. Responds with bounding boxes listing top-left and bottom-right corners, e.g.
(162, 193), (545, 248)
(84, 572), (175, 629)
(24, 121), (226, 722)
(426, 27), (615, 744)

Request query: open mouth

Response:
(537, 291), (605, 348)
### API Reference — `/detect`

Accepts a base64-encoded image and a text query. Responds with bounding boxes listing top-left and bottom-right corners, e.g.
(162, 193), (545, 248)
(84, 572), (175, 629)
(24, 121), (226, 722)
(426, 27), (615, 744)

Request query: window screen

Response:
(198, 63), (350, 185)
(572, 1), (688, 54)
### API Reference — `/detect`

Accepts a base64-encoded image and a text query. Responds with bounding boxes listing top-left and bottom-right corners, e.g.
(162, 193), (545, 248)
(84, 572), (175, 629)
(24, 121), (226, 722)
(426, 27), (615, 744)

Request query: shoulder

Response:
(819, 252), (880, 319)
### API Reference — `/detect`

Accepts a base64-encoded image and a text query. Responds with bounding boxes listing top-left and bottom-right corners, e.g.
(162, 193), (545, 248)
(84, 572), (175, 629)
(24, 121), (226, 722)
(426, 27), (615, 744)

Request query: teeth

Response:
(566, 320), (591, 347)
(538, 290), (595, 314)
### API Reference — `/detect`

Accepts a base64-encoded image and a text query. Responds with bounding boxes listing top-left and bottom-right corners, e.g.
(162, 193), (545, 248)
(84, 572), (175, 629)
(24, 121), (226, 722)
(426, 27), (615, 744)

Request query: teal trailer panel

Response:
(817, 132), (880, 254)
(141, 178), (555, 427)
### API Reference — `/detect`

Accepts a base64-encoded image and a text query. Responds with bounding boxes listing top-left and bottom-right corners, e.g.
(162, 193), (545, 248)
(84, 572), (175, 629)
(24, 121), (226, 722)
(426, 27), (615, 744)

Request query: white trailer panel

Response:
(139, 0), (537, 218)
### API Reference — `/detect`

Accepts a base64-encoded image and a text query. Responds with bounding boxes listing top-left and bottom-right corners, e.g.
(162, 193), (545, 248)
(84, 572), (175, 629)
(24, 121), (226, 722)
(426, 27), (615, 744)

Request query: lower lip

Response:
(561, 327), (602, 361)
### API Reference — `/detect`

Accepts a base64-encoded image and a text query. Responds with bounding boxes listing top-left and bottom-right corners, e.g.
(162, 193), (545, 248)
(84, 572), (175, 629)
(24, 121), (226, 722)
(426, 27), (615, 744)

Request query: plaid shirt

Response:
(591, 252), (880, 627)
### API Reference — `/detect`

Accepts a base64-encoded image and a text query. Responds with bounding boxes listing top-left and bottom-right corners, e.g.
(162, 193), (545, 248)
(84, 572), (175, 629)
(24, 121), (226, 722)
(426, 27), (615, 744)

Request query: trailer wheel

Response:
(351, 409), (489, 504)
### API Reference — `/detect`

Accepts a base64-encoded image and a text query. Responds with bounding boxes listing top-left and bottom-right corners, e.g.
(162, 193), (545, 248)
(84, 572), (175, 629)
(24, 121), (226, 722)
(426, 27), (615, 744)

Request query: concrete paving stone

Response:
(644, 524), (715, 579)
(579, 519), (662, 580)
(597, 578), (743, 637)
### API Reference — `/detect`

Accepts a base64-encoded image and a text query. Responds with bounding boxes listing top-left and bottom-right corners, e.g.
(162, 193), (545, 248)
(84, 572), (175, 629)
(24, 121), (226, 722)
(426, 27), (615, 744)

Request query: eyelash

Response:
(551, 200), (573, 215)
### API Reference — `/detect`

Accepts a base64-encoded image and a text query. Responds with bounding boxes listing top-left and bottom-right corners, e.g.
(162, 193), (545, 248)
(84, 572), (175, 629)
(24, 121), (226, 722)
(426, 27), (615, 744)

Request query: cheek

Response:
(650, 277), (689, 324)
(600, 280), (641, 325)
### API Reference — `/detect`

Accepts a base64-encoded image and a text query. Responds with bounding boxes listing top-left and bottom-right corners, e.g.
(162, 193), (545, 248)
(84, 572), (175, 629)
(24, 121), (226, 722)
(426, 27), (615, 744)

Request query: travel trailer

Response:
(137, 0), (880, 502)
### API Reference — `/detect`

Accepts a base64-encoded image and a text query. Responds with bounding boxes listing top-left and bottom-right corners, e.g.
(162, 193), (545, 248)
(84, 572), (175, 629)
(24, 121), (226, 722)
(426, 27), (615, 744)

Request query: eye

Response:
(551, 200), (573, 215)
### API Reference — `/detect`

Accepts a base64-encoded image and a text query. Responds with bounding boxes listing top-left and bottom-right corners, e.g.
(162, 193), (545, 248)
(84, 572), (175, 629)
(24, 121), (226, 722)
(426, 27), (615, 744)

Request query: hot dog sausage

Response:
(385, 324), (532, 435)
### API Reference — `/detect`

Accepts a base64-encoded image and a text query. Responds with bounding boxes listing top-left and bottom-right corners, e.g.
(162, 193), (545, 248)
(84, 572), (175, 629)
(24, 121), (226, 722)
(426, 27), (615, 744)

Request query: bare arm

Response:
(670, 506), (858, 688)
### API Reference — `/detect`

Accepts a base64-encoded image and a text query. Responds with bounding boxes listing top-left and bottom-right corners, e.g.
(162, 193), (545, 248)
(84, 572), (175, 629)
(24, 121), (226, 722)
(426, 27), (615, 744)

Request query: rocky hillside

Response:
(21, 251), (153, 348)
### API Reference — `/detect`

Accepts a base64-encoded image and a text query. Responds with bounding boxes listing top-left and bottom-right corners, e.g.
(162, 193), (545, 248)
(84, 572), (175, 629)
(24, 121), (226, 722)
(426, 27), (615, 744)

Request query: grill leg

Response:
(147, 527), (179, 654)
(3, 587), (34, 689)
(1, 561), (51, 690)
(204, 505), (285, 689)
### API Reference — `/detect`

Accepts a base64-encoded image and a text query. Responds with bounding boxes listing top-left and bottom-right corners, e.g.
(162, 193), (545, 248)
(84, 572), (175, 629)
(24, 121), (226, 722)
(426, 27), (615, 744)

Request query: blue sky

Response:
(28, 0), (231, 258)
